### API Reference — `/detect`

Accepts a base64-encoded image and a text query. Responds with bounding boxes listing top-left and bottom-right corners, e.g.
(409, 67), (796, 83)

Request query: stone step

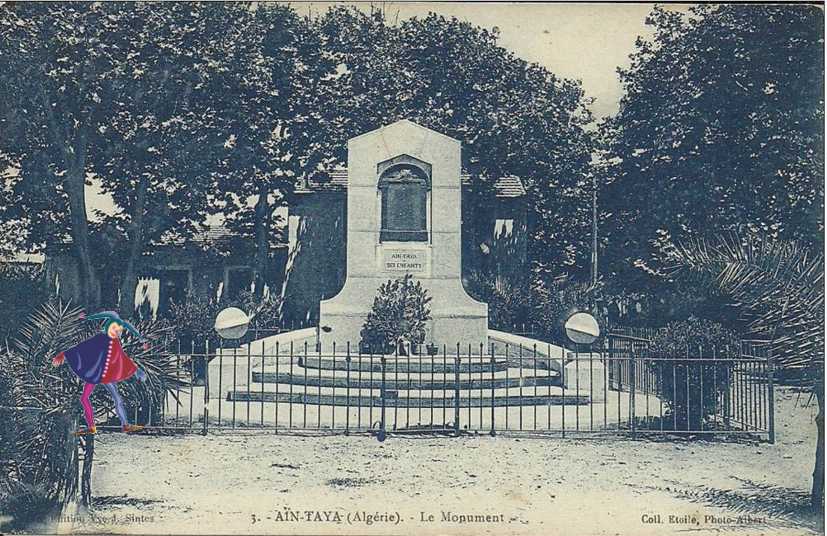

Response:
(249, 372), (562, 390)
(253, 362), (559, 379)
(253, 370), (560, 391)
(231, 384), (581, 400)
(298, 356), (514, 373)
(225, 391), (590, 407)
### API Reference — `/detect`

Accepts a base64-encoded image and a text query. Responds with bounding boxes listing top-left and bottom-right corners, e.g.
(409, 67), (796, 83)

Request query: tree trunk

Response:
(118, 178), (148, 316)
(252, 183), (270, 299)
(813, 379), (824, 511)
(65, 167), (100, 309)
(80, 435), (94, 507)
(45, 87), (99, 310)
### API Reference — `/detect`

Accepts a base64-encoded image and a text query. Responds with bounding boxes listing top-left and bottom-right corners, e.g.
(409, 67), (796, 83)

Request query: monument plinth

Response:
(319, 120), (488, 350)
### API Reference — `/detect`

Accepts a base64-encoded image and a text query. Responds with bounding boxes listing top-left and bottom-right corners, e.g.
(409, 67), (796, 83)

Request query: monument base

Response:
(564, 357), (606, 402)
(319, 296), (487, 353)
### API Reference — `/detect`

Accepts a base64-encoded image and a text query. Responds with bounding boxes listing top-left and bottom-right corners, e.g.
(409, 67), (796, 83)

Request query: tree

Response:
(97, 3), (242, 311)
(0, 3), (234, 310)
(666, 233), (824, 510)
(208, 5), (338, 299)
(600, 5), (824, 288)
(0, 262), (49, 341)
(1, 3), (116, 306)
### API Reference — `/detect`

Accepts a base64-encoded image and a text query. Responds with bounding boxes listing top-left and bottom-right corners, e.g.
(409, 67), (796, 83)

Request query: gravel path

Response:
(45, 387), (822, 536)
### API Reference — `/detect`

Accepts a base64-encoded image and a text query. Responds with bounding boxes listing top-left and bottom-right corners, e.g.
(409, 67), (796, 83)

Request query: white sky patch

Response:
(85, 176), (117, 220)
(304, 2), (683, 119)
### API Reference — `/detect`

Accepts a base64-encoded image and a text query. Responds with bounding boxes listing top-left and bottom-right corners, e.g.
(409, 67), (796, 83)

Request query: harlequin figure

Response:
(52, 311), (149, 435)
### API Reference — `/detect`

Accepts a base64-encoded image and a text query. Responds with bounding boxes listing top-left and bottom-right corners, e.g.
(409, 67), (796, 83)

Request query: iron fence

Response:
(121, 332), (774, 442)
(606, 333), (774, 440)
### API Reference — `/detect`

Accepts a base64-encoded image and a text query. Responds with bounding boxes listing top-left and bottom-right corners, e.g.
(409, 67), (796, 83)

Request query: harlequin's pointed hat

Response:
(86, 311), (145, 341)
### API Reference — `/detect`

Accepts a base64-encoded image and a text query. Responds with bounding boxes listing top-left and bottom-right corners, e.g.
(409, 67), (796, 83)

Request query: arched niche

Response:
(377, 155), (432, 242)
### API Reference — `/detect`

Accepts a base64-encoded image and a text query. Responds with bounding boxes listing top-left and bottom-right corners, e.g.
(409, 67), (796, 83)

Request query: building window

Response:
(494, 218), (514, 239)
(379, 164), (429, 242)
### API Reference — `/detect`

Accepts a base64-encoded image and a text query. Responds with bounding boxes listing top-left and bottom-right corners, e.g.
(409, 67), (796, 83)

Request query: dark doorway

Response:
(158, 269), (190, 316)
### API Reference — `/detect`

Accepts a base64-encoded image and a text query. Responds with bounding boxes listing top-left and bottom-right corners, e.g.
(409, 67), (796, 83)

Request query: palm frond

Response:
(13, 301), (88, 366)
(0, 300), (87, 508)
(665, 232), (824, 386)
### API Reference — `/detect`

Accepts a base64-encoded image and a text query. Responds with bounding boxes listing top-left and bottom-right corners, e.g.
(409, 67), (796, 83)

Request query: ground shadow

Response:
(633, 478), (823, 533)
(325, 477), (384, 488)
(92, 494), (163, 508)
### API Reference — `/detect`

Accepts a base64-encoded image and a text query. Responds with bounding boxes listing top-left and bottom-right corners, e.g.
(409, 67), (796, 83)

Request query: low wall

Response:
(487, 329), (567, 358)
(245, 327), (317, 356)
(243, 328), (570, 358)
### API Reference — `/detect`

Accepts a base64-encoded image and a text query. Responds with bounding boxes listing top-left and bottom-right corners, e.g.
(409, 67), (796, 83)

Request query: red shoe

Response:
(122, 424), (144, 433)
(74, 426), (96, 436)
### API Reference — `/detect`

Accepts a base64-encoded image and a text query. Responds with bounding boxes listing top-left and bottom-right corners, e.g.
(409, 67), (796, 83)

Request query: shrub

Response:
(466, 268), (609, 347)
(167, 287), (283, 349)
(0, 263), (50, 342)
(360, 274), (432, 354)
(464, 269), (537, 334)
(648, 317), (741, 431)
(166, 288), (222, 351)
(533, 276), (607, 347)
(234, 289), (282, 333)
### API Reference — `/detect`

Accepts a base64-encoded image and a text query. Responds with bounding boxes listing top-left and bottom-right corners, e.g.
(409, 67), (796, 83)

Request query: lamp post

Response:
(591, 171), (598, 287)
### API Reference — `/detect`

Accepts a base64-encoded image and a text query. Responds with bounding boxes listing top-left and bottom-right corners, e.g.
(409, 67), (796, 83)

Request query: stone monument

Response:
(319, 120), (488, 351)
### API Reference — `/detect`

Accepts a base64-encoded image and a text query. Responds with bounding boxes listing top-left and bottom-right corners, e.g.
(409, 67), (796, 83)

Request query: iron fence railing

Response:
(606, 333), (774, 439)
(117, 332), (774, 442)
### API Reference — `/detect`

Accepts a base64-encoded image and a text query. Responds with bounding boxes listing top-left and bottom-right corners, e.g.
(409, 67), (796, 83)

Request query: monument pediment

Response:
(377, 154), (432, 189)
(296, 118), (526, 201)
(347, 119), (461, 146)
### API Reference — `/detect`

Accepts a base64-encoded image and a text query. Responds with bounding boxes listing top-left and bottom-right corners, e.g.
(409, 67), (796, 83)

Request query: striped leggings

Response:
(80, 382), (128, 429)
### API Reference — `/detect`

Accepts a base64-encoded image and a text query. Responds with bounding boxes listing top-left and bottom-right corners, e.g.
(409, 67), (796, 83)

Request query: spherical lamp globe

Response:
(214, 307), (250, 340)
(564, 312), (600, 345)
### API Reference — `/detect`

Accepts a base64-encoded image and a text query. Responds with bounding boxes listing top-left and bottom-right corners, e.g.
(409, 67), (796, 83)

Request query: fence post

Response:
(724, 345), (732, 429)
(629, 344), (636, 439)
(454, 345), (461, 437)
(490, 343), (496, 437)
(80, 435), (93, 507)
(67, 413), (80, 504)
(767, 348), (776, 444)
(377, 355), (387, 442)
(202, 339), (210, 436)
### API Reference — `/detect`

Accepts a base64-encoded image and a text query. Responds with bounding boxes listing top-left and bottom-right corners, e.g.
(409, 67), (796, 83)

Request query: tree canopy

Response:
(0, 3), (245, 307)
(600, 5), (824, 289)
(1, 3), (599, 311)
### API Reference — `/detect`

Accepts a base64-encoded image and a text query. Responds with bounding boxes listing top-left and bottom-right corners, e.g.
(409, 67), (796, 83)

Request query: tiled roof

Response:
(491, 176), (527, 198)
(297, 168), (526, 198)
(153, 226), (287, 248)
(295, 168), (349, 193)
(47, 226), (288, 252)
